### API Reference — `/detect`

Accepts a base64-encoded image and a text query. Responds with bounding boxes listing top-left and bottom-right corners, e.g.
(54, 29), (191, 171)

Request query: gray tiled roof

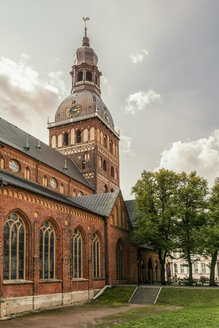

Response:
(71, 189), (120, 217)
(0, 117), (92, 189)
(124, 199), (137, 225)
(0, 170), (96, 214)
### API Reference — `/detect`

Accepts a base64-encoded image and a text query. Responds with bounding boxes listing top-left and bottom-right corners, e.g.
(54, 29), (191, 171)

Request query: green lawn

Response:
(89, 286), (137, 306)
(93, 287), (219, 328)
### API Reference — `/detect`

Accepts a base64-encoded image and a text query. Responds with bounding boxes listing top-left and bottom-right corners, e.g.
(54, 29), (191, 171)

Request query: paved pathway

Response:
(0, 304), (146, 328)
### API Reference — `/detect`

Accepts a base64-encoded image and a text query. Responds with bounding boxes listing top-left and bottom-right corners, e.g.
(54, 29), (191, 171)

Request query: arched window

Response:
(40, 221), (55, 280)
(92, 233), (100, 278)
(0, 155), (5, 169)
(3, 213), (26, 280)
(103, 160), (107, 171)
(60, 184), (64, 194)
(99, 156), (102, 168)
(103, 134), (107, 148)
(82, 160), (86, 169)
(116, 240), (123, 279)
(83, 129), (88, 142)
(111, 167), (114, 178)
(73, 229), (83, 278)
(58, 134), (62, 147)
(84, 152), (90, 160)
(86, 71), (92, 81)
(110, 188), (114, 192)
(64, 132), (69, 146)
(77, 71), (83, 82)
(24, 167), (30, 180)
(51, 135), (56, 148)
(43, 175), (48, 187)
(104, 184), (108, 193)
(109, 141), (113, 154)
(76, 130), (82, 143)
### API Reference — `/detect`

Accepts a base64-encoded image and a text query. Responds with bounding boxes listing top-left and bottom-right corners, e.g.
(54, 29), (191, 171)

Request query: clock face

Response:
(9, 160), (20, 173)
(50, 178), (57, 190)
(103, 110), (110, 123)
(66, 104), (81, 118)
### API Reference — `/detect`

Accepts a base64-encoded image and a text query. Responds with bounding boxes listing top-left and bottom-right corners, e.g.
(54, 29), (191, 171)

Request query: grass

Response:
(88, 286), (137, 306)
(92, 287), (219, 328)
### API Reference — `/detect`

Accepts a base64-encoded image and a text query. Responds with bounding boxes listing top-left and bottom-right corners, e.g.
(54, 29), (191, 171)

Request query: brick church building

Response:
(0, 27), (159, 318)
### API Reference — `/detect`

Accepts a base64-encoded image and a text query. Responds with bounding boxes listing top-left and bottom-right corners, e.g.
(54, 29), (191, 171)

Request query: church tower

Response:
(48, 22), (120, 194)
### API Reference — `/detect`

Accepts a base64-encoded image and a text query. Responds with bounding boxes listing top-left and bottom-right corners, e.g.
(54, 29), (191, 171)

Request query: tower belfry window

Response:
(76, 130), (82, 143)
(77, 71), (83, 82)
(64, 133), (69, 146)
(86, 71), (92, 81)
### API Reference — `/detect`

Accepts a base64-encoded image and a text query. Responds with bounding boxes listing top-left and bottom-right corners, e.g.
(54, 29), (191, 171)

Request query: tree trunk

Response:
(158, 250), (166, 285)
(187, 251), (193, 285)
(209, 250), (218, 286)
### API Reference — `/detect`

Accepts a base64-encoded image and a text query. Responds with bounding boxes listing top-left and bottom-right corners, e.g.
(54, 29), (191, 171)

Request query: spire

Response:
(82, 17), (90, 46)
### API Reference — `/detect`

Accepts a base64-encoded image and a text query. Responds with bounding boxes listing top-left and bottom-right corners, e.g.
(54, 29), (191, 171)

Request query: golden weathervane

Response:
(82, 17), (90, 33)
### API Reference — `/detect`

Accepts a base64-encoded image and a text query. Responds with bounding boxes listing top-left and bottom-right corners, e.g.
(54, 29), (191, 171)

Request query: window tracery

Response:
(40, 221), (55, 279)
(92, 233), (100, 278)
(73, 229), (83, 278)
(3, 213), (26, 280)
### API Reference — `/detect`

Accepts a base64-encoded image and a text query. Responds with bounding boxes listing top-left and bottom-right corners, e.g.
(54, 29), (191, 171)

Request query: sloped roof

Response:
(71, 189), (120, 217)
(0, 117), (92, 189)
(125, 199), (137, 225)
(0, 170), (96, 214)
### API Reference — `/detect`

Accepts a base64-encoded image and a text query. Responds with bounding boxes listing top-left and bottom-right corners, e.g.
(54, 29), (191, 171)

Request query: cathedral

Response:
(0, 25), (159, 318)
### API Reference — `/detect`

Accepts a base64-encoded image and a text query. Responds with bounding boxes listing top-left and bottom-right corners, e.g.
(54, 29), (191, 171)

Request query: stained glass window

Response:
(40, 221), (55, 279)
(92, 233), (100, 278)
(73, 229), (83, 278)
(3, 213), (26, 280)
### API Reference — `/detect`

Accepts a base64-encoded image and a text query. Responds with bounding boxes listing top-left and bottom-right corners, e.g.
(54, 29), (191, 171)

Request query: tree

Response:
(176, 171), (208, 285)
(197, 178), (219, 286)
(132, 169), (179, 285)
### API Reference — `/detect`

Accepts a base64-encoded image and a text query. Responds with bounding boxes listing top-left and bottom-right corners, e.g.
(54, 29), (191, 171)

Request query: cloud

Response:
(120, 135), (134, 156)
(157, 130), (219, 185)
(130, 49), (148, 64)
(125, 90), (161, 114)
(0, 54), (66, 142)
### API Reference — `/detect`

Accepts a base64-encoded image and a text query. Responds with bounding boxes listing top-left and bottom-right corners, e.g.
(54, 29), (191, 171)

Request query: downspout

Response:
(104, 216), (109, 285)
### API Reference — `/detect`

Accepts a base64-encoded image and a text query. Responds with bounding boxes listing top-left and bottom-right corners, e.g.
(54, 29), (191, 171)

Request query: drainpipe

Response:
(104, 217), (109, 285)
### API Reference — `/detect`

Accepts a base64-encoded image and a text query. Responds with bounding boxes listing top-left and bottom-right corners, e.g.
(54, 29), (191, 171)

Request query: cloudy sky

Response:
(0, 0), (218, 199)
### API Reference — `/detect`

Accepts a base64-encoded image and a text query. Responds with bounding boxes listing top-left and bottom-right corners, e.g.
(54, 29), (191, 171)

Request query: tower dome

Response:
(74, 36), (98, 66)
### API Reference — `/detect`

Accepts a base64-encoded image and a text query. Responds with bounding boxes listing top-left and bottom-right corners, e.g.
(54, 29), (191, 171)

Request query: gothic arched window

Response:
(3, 213), (26, 280)
(76, 130), (82, 143)
(43, 175), (48, 187)
(86, 71), (92, 81)
(103, 160), (107, 171)
(40, 221), (55, 280)
(64, 132), (69, 146)
(116, 240), (123, 279)
(103, 134), (107, 148)
(109, 141), (113, 154)
(73, 229), (83, 278)
(24, 167), (30, 180)
(111, 167), (114, 178)
(0, 155), (5, 169)
(104, 184), (108, 193)
(77, 71), (83, 82)
(92, 233), (100, 278)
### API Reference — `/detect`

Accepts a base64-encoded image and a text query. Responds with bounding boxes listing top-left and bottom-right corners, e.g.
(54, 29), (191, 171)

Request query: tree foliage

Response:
(132, 169), (179, 284)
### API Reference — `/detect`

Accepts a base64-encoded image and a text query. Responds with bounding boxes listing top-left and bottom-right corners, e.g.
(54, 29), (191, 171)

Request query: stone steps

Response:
(130, 286), (161, 304)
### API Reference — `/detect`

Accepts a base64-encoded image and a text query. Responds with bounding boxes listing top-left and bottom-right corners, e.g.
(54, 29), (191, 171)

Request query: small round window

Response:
(50, 178), (58, 190)
(9, 159), (20, 173)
